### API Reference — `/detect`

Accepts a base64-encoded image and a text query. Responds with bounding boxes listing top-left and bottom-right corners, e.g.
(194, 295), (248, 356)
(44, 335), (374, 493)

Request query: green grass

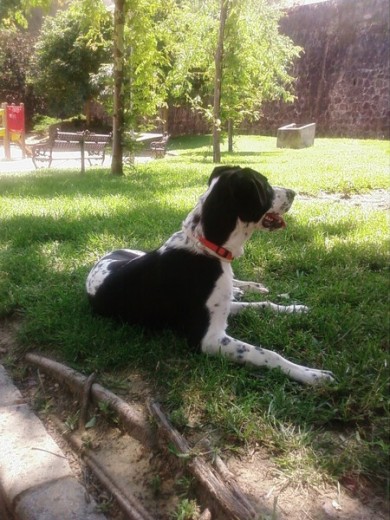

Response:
(172, 134), (390, 193)
(0, 135), (389, 496)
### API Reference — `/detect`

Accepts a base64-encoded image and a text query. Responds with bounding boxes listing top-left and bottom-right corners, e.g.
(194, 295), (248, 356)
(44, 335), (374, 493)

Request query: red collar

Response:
(197, 236), (234, 261)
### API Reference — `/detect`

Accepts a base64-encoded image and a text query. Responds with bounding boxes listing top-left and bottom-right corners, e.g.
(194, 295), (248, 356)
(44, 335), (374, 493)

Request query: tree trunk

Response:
(227, 118), (233, 152)
(111, 0), (125, 176)
(85, 99), (91, 127)
(212, 0), (229, 164)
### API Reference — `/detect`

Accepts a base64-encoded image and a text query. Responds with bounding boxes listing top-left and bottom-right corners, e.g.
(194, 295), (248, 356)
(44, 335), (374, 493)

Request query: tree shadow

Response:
(0, 166), (208, 201)
(169, 134), (284, 161)
(0, 169), (388, 499)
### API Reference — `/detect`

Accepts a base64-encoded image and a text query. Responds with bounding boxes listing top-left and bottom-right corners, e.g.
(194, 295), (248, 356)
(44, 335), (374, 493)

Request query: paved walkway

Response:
(0, 145), (153, 174)
(0, 364), (107, 520)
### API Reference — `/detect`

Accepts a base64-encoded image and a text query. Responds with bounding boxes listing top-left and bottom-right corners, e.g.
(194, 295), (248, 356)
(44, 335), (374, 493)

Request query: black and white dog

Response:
(86, 166), (334, 385)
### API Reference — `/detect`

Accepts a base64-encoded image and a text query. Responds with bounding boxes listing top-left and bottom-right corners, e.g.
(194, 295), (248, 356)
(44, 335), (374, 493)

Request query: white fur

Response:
(185, 180), (334, 385)
(86, 249), (145, 296)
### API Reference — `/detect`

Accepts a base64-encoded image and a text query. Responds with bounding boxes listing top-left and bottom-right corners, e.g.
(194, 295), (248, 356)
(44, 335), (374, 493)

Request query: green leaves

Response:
(163, 0), (300, 127)
(29, 1), (111, 118)
(1, 0), (52, 29)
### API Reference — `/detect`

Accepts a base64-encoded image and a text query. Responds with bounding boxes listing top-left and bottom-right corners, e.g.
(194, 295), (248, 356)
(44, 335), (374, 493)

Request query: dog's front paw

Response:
(250, 283), (269, 294)
(232, 287), (244, 300)
(303, 368), (335, 385)
(286, 304), (309, 314)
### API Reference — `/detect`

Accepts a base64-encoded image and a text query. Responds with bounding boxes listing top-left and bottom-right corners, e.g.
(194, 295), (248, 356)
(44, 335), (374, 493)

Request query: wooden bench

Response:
(31, 129), (112, 172)
(150, 133), (170, 158)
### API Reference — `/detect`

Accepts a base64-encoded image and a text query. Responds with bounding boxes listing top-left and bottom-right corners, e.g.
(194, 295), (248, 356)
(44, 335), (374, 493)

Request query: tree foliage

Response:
(86, 0), (170, 174)
(222, 0), (300, 120)
(29, 0), (111, 118)
(0, 0), (54, 29)
(2, 0), (300, 167)
(163, 0), (301, 159)
(92, 0), (169, 132)
(0, 29), (34, 101)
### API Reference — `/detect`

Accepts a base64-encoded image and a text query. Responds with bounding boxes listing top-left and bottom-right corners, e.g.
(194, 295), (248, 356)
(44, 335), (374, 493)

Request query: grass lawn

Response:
(0, 135), (389, 496)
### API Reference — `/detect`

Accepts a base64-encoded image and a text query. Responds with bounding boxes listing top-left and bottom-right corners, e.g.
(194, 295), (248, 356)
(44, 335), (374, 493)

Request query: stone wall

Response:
(169, 0), (389, 139)
(245, 0), (389, 138)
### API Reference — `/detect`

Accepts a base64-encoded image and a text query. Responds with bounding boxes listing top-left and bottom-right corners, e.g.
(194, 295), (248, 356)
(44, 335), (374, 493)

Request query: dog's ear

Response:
(231, 168), (273, 222)
(202, 167), (273, 245)
(202, 172), (241, 244)
(208, 165), (241, 185)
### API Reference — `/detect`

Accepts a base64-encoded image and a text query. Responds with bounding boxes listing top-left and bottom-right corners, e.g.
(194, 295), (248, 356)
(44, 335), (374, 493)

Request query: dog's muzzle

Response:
(261, 188), (296, 230)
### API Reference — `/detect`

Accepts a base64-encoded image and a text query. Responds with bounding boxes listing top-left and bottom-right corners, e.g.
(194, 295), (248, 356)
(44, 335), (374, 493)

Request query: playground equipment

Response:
(0, 102), (26, 159)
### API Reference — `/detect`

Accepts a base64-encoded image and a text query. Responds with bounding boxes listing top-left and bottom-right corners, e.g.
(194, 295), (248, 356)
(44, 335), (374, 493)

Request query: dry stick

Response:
(25, 354), (255, 518)
(148, 401), (257, 520)
(199, 509), (212, 520)
(25, 353), (155, 448)
(79, 372), (96, 431)
(51, 416), (155, 520)
(199, 438), (237, 483)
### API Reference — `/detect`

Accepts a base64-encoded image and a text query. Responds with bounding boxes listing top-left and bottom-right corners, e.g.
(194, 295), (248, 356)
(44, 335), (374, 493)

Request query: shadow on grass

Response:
(169, 152), (284, 166)
(169, 134), (284, 159)
(0, 168), (389, 494)
(0, 166), (208, 201)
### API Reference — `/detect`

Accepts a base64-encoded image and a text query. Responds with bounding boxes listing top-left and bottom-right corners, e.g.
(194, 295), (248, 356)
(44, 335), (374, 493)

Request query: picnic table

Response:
(31, 129), (112, 173)
(131, 132), (170, 158)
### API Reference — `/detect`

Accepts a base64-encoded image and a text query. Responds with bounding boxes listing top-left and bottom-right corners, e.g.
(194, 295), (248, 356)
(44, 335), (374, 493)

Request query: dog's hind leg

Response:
(86, 248), (145, 297)
(201, 333), (334, 385)
(233, 279), (269, 295)
(229, 301), (309, 315)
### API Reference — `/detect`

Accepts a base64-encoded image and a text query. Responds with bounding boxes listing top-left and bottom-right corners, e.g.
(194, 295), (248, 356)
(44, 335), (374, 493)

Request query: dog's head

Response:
(202, 165), (295, 245)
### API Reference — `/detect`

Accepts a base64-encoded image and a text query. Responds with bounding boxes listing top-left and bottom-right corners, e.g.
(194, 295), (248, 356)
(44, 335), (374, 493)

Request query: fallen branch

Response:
(79, 372), (96, 431)
(25, 354), (257, 518)
(148, 401), (257, 520)
(199, 438), (237, 484)
(51, 416), (155, 520)
(25, 353), (155, 448)
(199, 509), (212, 520)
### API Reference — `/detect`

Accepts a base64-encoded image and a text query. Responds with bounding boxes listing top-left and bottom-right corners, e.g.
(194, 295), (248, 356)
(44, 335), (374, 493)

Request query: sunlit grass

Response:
(0, 136), (389, 495)
(169, 134), (390, 194)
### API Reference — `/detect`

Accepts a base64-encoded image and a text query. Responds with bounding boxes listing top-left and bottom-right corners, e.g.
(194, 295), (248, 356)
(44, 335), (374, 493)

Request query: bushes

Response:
(0, 28), (45, 129)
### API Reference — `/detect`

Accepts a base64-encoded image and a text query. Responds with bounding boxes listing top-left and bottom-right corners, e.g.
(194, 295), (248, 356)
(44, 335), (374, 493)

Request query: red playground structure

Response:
(0, 103), (27, 159)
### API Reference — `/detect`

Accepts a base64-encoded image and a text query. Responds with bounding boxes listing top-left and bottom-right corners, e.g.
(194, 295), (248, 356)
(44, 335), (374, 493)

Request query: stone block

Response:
(0, 404), (71, 506)
(15, 477), (106, 520)
(0, 364), (24, 406)
(276, 123), (316, 149)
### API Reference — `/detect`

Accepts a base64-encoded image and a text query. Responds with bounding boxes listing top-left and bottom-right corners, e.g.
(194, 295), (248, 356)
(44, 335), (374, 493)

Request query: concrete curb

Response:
(0, 364), (106, 520)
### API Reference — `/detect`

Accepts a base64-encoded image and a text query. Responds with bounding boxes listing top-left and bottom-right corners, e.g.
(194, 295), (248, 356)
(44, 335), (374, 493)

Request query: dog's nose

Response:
(286, 189), (296, 202)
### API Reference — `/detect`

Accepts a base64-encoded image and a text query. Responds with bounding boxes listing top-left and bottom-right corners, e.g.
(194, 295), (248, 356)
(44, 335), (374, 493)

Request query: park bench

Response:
(150, 133), (170, 158)
(31, 129), (112, 172)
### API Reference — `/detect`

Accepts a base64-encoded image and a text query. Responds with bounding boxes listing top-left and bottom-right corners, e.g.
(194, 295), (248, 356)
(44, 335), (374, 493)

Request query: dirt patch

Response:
(298, 189), (389, 210)
(227, 451), (387, 520)
(1, 317), (389, 520)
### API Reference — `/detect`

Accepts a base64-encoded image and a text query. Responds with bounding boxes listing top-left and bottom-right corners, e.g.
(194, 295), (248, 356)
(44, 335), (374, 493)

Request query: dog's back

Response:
(87, 248), (223, 346)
